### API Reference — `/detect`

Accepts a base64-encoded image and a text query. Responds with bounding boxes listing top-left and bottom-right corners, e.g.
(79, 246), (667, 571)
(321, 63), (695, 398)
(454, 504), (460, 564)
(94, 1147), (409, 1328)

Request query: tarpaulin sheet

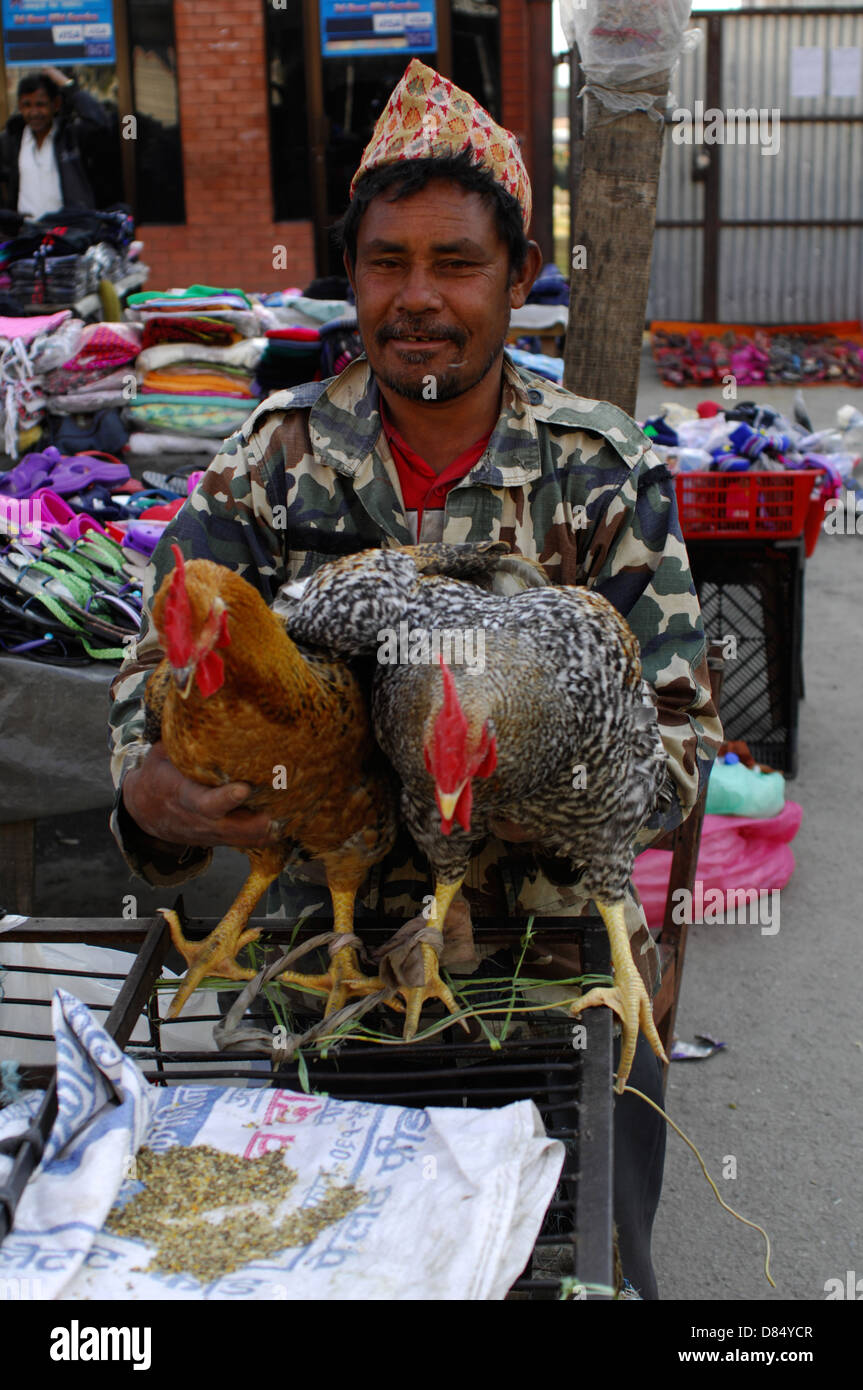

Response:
(0, 656), (115, 822)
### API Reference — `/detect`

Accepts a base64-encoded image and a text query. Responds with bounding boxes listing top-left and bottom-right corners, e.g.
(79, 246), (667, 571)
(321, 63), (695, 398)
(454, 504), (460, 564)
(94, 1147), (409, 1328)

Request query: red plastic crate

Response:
(674, 469), (822, 542)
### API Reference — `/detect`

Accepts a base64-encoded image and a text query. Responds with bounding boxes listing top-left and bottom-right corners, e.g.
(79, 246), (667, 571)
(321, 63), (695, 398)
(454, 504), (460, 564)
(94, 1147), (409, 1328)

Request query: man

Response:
(0, 68), (109, 217)
(110, 60), (721, 1297)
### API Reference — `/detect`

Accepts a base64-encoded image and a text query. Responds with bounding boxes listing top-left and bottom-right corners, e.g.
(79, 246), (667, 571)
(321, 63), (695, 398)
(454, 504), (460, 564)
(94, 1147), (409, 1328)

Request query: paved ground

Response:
(638, 350), (862, 1303)
(7, 352), (862, 1303)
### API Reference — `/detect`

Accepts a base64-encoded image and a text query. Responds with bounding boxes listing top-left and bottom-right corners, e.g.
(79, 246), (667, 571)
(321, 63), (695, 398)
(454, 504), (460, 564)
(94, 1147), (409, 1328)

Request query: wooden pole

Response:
(526, 0), (554, 265)
(113, 0), (137, 216)
(562, 72), (669, 416)
(303, 0), (329, 276)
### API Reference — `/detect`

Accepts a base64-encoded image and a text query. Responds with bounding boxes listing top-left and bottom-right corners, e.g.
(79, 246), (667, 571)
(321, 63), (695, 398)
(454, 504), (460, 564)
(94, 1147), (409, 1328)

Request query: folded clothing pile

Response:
(0, 311), (137, 460)
(124, 285), (262, 449)
(38, 320), (141, 415)
(0, 208), (139, 310)
(9, 254), (90, 303)
(256, 325), (322, 392)
(651, 320), (863, 387)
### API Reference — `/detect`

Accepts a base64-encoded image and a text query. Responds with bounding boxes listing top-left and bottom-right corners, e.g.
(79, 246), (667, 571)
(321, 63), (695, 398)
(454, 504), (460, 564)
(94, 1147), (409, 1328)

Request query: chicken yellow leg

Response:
(277, 886), (384, 1016)
(569, 898), (668, 1094)
(164, 848), (286, 1019)
(401, 879), (466, 1041)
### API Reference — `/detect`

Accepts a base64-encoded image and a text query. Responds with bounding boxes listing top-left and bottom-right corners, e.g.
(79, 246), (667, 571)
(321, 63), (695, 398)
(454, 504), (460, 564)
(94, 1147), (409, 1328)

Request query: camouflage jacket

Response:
(108, 355), (723, 992)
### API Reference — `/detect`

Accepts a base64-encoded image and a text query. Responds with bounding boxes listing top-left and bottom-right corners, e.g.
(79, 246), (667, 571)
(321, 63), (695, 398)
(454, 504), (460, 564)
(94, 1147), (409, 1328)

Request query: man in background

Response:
(0, 66), (109, 217)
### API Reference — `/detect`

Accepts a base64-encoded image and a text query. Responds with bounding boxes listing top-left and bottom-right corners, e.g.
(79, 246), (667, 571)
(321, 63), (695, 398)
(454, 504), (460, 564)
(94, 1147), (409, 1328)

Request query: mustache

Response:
(377, 323), (466, 346)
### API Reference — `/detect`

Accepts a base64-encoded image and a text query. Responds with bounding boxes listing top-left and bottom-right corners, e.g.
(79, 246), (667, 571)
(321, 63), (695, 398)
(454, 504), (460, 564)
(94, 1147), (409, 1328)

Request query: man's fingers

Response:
(181, 780), (253, 819)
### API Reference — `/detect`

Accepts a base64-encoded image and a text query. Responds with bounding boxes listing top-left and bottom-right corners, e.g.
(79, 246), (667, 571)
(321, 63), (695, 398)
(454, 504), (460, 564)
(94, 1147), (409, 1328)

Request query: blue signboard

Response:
(3, 0), (116, 67)
(320, 0), (436, 59)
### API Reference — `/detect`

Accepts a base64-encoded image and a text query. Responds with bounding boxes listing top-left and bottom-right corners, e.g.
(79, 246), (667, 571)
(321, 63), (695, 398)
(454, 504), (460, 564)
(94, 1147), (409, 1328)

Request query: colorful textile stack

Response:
(40, 322), (141, 415)
(256, 325), (322, 392)
(123, 285), (264, 452)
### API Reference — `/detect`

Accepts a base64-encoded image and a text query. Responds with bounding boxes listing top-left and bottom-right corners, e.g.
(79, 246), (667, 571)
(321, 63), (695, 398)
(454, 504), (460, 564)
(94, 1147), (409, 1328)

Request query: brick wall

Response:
(499, 0), (532, 168)
(137, 0), (316, 292)
(136, 0), (538, 291)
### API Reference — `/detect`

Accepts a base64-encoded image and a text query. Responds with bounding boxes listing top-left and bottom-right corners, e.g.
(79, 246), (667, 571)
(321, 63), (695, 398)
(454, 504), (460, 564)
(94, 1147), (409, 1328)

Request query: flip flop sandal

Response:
(47, 454), (131, 497)
(138, 497), (185, 522)
(0, 553), (131, 656)
(0, 583), (71, 636)
(0, 620), (90, 664)
(84, 589), (142, 627)
(28, 488), (110, 542)
(36, 543), (134, 601)
(42, 531), (130, 592)
(62, 486), (127, 522)
(0, 446), (62, 499)
(118, 491), (180, 520)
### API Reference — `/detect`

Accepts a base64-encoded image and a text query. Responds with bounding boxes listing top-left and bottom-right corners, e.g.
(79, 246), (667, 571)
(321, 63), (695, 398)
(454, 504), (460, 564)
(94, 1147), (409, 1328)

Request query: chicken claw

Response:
(570, 899), (668, 1094)
(278, 943), (385, 1017)
(162, 908), (261, 1020)
(401, 942), (466, 1041)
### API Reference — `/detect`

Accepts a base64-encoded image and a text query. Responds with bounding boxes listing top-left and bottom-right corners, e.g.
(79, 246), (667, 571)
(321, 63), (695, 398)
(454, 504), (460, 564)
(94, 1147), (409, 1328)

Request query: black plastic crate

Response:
(686, 537), (805, 777)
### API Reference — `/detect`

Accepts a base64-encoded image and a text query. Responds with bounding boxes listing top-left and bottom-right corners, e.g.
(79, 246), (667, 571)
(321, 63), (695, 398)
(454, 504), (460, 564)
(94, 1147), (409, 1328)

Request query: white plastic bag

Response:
(560, 0), (701, 85)
(28, 316), (84, 374)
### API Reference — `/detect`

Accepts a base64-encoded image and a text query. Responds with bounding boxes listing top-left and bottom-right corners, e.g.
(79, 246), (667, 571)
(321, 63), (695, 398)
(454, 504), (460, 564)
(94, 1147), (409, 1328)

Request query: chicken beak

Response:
(437, 789), (460, 822)
(171, 665), (195, 699)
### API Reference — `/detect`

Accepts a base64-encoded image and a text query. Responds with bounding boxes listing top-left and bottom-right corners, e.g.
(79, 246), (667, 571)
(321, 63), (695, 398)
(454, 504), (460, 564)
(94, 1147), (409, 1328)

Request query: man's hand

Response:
(122, 742), (279, 851)
(42, 66), (72, 88)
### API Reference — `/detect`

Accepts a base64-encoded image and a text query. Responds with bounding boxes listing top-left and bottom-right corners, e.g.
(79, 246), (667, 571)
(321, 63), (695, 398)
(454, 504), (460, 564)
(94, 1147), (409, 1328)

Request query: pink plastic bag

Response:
(632, 802), (802, 931)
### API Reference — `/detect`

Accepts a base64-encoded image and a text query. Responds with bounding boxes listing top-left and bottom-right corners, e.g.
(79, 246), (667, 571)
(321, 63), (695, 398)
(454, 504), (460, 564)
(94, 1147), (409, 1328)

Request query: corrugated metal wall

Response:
(647, 6), (863, 323)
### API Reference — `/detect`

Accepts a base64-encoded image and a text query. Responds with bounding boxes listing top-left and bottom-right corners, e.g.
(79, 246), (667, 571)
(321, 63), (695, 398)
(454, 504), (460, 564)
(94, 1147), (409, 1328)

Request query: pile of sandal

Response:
(651, 323), (863, 387)
(0, 450), (204, 664)
(0, 522), (142, 664)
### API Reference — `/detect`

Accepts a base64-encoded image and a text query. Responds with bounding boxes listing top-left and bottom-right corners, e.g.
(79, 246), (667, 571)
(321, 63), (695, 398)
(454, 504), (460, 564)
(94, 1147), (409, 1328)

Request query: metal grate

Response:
(0, 912), (615, 1298)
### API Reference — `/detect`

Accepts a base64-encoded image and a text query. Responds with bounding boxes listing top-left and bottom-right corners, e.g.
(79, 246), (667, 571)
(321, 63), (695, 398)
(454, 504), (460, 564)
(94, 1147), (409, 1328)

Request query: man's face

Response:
(19, 88), (58, 137)
(347, 180), (535, 404)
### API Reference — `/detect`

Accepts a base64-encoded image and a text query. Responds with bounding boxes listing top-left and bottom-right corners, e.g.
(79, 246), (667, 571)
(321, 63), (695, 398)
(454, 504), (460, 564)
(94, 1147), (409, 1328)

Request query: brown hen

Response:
(146, 546), (397, 1019)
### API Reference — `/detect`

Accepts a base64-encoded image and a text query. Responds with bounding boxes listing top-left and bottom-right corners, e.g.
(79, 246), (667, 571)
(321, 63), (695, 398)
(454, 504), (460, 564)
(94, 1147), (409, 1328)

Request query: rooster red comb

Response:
(163, 544), (194, 666)
(432, 656), (469, 782)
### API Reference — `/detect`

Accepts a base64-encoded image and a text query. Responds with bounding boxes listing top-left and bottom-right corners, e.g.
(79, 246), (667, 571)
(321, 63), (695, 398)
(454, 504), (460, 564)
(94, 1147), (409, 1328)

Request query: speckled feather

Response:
(281, 544), (670, 900)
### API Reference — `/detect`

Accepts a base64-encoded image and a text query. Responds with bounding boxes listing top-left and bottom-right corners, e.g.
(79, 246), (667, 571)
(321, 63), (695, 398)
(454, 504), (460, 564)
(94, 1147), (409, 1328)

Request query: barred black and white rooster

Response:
(277, 541), (671, 1088)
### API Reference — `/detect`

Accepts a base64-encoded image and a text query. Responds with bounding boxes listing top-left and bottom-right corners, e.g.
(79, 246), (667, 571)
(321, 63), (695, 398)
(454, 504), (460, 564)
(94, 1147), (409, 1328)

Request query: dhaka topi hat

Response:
(350, 59), (532, 229)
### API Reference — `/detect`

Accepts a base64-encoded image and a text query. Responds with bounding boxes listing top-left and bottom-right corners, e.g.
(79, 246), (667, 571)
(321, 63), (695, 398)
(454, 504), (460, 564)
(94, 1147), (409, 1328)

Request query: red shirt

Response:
(380, 400), (493, 538)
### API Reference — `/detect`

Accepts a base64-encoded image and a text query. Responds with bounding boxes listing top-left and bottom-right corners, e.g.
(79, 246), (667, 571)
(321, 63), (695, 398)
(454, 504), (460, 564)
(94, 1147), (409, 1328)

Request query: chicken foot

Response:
(400, 879), (466, 1041)
(164, 849), (287, 1019)
(569, 898), (668, 1094)
(277, 887), (386, 1017)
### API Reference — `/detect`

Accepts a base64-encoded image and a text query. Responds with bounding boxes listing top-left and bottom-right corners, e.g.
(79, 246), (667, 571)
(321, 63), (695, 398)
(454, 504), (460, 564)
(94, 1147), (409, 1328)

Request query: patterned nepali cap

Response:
(350, 59), (532, 229)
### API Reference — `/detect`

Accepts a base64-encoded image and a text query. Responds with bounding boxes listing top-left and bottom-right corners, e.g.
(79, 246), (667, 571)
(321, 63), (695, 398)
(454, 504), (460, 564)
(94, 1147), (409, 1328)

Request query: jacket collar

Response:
(308, 354), (543, 488)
